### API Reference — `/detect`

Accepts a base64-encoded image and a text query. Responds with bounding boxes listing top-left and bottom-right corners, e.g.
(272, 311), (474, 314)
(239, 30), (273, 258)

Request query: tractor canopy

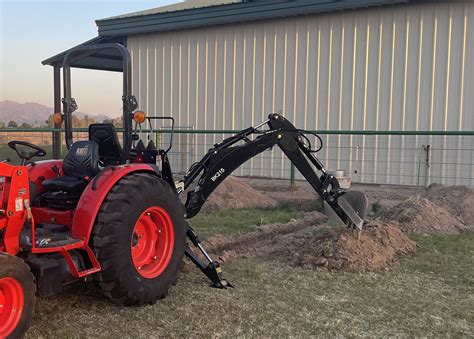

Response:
(42, 38), (137, 163)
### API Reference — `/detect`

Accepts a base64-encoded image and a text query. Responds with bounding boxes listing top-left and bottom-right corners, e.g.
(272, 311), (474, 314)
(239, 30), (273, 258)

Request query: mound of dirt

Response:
(261, 221), (416, 272)
(382, 195), (467, 234)
(205, 211), (329, 254)
(205, 216), (416, 272)
(257, 190), (320, 211)
(201, 176), (278, 212)
(424, 184), (474, 227)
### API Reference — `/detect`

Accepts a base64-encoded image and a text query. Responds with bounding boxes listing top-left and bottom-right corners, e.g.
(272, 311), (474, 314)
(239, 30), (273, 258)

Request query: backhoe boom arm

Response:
(180, 114), (367, 230)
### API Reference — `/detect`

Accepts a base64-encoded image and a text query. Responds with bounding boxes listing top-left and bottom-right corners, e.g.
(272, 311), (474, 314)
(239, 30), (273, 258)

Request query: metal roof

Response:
(44, 0), (408, 71)
(100, 0), (243, 21)
(42, 36), (125, 71)
(97, 0), (408, 37)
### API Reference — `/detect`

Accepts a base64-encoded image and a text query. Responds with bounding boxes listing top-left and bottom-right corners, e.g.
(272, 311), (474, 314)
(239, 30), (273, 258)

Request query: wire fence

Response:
(0, 128), (472, 187)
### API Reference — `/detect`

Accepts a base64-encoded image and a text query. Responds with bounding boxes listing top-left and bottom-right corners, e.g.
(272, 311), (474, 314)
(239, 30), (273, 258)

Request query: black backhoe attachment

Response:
(178, 113), (368, 288)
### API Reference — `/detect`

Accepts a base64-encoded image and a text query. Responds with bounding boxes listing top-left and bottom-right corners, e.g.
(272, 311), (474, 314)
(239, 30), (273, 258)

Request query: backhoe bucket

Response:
(337, 191), (368, 230)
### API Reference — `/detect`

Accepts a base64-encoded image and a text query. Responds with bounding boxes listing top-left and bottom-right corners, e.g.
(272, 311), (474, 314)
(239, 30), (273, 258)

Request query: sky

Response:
(0, 0), (180, 117)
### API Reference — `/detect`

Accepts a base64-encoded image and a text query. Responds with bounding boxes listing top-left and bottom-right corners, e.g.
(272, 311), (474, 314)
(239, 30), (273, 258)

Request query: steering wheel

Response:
(8, 141), (47, 165)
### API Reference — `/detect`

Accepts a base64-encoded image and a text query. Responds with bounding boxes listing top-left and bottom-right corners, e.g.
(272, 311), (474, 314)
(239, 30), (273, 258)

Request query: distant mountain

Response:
(0, 100), (111, 126)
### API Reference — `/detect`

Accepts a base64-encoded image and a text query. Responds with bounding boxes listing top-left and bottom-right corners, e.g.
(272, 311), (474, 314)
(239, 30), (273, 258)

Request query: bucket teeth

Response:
(337, 191), (368, 231)
(338, 197), (364, 230)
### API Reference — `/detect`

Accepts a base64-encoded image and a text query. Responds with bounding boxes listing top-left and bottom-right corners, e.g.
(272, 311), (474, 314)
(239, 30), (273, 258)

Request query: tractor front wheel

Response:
(91, 173), (186, 305)
(0, 253), (36, 339)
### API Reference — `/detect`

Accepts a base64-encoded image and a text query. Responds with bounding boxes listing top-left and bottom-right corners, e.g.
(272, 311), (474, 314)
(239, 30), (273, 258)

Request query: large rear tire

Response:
(0, 253), (36, 339)
(91, 173), (186, 305)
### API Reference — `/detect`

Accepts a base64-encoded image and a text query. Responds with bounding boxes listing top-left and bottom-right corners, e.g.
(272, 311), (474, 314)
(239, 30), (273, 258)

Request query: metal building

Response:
(44, 0), (474, 187)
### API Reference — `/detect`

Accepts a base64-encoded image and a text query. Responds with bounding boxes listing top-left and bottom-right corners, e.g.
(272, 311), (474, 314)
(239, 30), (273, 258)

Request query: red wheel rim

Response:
(131, 206), (175, 279)
(0, 277), (24, 338)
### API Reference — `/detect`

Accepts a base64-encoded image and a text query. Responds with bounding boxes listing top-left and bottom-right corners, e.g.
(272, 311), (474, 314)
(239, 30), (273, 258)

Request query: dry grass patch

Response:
(26, 230), (473, 337)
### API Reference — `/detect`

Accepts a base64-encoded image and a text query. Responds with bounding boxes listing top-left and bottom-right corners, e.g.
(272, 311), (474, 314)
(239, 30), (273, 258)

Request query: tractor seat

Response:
(42, 176), (88, 191)
(42, 140), (100, 192)
(89, 123), (123, 165)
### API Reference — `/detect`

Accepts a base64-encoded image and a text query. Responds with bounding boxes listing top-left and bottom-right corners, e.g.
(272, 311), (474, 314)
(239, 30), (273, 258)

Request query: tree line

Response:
(0, 115), (122, 129)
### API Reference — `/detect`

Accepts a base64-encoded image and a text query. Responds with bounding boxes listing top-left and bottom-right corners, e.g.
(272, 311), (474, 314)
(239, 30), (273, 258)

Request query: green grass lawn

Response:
(25, 207), (473, 338)
(189, 203), (303, 240)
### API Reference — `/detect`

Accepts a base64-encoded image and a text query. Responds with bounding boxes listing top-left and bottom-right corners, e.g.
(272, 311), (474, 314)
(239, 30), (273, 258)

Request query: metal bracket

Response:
(123, 95), (138, 113)
(62, 97), (77, 114)
(185, 225), (233, 289)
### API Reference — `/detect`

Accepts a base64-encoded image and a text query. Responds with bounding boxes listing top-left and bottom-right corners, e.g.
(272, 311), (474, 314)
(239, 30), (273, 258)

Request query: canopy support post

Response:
(52, 65), (62, 159)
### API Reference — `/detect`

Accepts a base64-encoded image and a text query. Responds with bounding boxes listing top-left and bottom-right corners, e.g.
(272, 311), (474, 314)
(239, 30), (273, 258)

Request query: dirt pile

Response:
(248, 180), (321, 211)
(262, 221), (416, 272)
(205, 216), (416, 272)
(382, 195), (468, 234)
(201, 176), (278, 212)
(424, 184), (474, 227)
(204, 211), (328, 255)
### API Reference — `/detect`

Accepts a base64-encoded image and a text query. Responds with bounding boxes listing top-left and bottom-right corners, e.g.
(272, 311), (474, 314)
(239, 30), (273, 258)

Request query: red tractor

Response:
(0, 44), (367, 337)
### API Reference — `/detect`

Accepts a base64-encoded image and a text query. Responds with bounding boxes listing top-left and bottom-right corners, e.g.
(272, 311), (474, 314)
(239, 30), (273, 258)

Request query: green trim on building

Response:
(96, 0), (408, 37)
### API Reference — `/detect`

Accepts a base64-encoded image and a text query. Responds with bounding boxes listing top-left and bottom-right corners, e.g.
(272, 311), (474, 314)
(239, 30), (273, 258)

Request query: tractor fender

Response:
(28, 160), (63, 198)
(71, 164), (160, 242)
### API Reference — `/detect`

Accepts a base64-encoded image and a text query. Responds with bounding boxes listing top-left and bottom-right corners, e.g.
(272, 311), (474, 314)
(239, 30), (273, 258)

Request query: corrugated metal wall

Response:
(128, 1), (474, 186)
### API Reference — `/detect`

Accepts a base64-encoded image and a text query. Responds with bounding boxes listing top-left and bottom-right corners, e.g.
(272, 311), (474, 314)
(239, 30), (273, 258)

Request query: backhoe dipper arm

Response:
(181, 114), (367, 230)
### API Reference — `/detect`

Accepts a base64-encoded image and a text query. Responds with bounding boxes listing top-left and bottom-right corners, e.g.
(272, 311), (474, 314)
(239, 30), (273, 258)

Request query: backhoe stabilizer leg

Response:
(185, 226), (233, 289)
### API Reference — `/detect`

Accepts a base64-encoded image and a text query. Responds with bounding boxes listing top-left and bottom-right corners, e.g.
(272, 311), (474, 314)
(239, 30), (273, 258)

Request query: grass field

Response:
(25, 207), (473, 338)
(190, 203), (303, 239)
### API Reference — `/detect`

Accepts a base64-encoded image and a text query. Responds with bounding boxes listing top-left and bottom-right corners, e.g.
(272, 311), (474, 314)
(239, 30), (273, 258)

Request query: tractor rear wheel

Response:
(91, 173), (186, 305)
(0, 253), (36, 338)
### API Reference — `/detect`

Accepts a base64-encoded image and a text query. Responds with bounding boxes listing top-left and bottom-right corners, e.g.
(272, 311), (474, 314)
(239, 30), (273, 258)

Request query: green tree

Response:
(72, 115), (80, 127)
(0, 121), (5, 129)
(7, 120), (18, 128)
(101, 117), (122, 127)
(82, 114), (96, 127)
(44, 115), (55, 128)
(20, 122), (32, 128)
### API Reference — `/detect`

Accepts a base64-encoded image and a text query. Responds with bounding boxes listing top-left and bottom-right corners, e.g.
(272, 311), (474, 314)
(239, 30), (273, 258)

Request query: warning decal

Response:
(15, 198), (23, 212)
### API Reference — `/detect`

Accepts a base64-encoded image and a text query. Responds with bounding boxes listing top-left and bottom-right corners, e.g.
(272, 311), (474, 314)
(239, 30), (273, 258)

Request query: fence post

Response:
(424, 144), (431, 187)
(290, 163), (296, 189)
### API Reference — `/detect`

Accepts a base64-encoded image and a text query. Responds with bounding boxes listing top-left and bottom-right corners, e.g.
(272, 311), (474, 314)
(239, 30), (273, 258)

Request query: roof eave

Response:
(96, 0), (244, 22)
(96, 0), (409, 37)
(42, 36), (103, 66)
(42, 36), (126, 72)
